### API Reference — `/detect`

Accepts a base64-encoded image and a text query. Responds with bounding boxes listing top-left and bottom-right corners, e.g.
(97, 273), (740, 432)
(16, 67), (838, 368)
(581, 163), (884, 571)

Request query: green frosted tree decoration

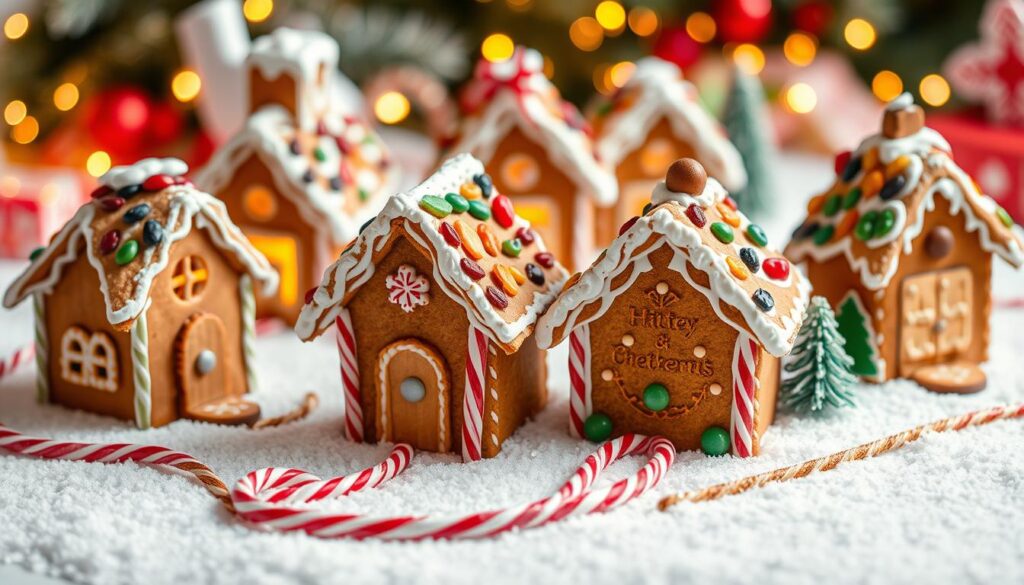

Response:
(836, 294), (879, 378)
(782, 296), (858, 415)
(722, 64), (776, 221)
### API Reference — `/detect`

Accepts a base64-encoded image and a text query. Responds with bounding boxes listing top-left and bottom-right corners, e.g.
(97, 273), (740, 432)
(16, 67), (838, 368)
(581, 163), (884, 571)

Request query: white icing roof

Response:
(449, 48), (618, 206)
(593, 57), (748, 193)
(248, 27), (339, 86)
(296, 153), (569, 350)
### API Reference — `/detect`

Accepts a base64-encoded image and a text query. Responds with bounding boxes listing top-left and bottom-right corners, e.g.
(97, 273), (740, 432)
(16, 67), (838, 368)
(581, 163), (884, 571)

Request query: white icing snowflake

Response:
(385, 264), (430, 313)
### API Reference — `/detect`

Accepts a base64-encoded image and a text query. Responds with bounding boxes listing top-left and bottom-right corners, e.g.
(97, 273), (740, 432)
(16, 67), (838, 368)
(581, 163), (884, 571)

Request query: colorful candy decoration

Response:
(700, 426), (730, 456)
(439, 222), (461, 247)
(710, 222), (734, 243)
(685, 203), (707, 227)
(485, 285), (508, 309)
(467, 199), (491, 221)
(583, 412), (613, 442)
(762, 257), (790, 281)
(642, 383), (670, 412)
(445, 192), (470, 213)
(419, 195), (453, 218)
(752, 288), (774, 312)
(123, 204), (150, 224)
(525, 263), (545, 285)
(491, 195), (515, 229)
(535, 252), (555, 268)
(100, 231), (121, 255)
(745, 223), (767, 247)
(115, 240), (139, 265)
(460, 257), (485, 280)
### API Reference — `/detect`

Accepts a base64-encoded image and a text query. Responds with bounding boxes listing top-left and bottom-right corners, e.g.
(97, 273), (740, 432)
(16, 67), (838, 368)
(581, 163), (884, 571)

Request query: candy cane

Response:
(0, 344), (34, 383)
(568, 324), (591, 439)
(335, 310), (364, 443)
(461, 327), (488, 461)
(730, 334), (760, 458)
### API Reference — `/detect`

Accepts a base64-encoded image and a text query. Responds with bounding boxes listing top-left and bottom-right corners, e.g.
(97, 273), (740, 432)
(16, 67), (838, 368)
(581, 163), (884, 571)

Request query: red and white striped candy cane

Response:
(335, 311), (364, 443)
(0, 344), (34, 382)
(461, 326), (488, 462)
(567, 324), (592, 439)
(730, 334), (760, 458)
(231, 433), (674, 540)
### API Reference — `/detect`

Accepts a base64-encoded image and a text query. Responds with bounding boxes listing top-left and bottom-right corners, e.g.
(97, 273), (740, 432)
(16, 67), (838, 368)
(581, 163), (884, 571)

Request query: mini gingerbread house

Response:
(2, 158), (278, 428)
(785, 94), (1024, 393)
(195, 28), (394, 325)
(447, 47), (616, 271)
(296, 154), (568, 461)
(589, 57), (747, 248)
(536, 159), (809, 457)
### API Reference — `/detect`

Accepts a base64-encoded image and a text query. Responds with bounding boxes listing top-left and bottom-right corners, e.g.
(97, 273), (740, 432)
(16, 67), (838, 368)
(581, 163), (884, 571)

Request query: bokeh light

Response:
(53, 83), (80, 111)
(86, 151), (112, 177)
(481, 33), (514, 62)
(4, 100), (27, 126)
(785, 83), (818, 114)
(686, 12), (716, 43)
(732, 43), (765, 75)
(242, 0), (274, 23)
(172, 70), (202, 103)
(919, 74), (951, 107)
(783, 33), (817, 67)
(374, 91), (411, 124)
(872, 71), (904, 102)
(844, 18), (876, 51)
(570, 17), (604, 51)
(11, 116), (39, 144)
(4, 13), (29, 40)
(627, 7), (659, 37)
(595, 1), (626, 32)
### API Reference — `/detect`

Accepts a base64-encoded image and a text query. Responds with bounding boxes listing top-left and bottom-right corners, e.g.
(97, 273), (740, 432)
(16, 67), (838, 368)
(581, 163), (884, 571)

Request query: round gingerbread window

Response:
(500, 153), (540, 192)
(243, 185), (277, 222)
(171, 255), (209, 301)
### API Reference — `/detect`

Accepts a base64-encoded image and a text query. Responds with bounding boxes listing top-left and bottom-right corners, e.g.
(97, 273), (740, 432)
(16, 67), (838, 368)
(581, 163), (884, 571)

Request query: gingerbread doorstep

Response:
(3, 158), (278, 428)
(785, 93), (1024, 393)
(296, 154), (569, 461)
(536, 158), (810, 457)
(195, 27), (395, 325)
(589, 57), (747, 249)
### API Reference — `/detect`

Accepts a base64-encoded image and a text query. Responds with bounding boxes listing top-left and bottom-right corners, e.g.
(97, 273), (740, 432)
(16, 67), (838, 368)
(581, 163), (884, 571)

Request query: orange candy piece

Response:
(491, 264), (520, 296)
(454, 220), (484, 259)
(807, 194), (827, 215)
(726, 256), (750, 280)
(717, 202), (741, 227)
(508, 265), (526, 285)
(862, 147), (879, 171)
(478, 223), (500, 257)
(885, 155), (911, 179)
(861, 170), (885, 199)
(460, 182), (483, 200)
(835, 209), (860, 239)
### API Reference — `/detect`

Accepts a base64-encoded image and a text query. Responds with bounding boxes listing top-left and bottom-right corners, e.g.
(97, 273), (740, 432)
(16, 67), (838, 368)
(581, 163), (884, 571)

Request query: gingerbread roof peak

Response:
(450, 47), (618, 206)
(536, 168), (810, 358)
(194, 105), (394, 246)
(296, 153), (569, 352)
(248, 27), (339, 83)
(785, 94), (1024, 290)
(590, 56), (747, 193)
(4, 161), (278, 328)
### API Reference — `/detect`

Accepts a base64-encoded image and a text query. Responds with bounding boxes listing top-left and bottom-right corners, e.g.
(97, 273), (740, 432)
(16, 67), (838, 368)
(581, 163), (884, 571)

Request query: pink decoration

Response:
(384, 264), (430, 313)
(730, 334), (760, 458)
(461, 327), (488, 461)
(335, 311), (364, 443)
(0, 345), (33, 382)
(568, 325), (592, 439)
(0, 166), (86, 259)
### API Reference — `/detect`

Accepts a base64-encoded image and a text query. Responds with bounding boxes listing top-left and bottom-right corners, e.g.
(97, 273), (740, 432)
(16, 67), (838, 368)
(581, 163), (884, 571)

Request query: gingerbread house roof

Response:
(247, 27), (339, 131)
(590, 57), (748, 193)
(536, 161), (810, 357)
(785, 93), (1024, 290)
(448, 47), (618, 206)
(3, 158), (278, 329)
(194, 105), (394, 246)
(296, 153), (570, 353)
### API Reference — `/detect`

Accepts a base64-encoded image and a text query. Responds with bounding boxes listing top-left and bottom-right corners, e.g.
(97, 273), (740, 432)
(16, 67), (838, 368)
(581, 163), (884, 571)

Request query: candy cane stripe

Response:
(461, 327), (488, 461)
(335, 311), (364, 443)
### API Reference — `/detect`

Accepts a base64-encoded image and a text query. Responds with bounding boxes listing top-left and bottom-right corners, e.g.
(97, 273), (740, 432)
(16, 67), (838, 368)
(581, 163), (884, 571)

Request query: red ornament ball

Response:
(793, 0), (834, 37)
(83, 86), (154, 157)
(714, 0), (773, 44)
(652, 25), (703, 70)
(148, 100), (185, 145)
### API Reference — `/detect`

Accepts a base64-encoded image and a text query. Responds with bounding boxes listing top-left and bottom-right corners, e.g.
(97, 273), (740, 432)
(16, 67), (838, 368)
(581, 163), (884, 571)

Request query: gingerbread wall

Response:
(486, 334), (547, 458)
(249, 69), (298, 120)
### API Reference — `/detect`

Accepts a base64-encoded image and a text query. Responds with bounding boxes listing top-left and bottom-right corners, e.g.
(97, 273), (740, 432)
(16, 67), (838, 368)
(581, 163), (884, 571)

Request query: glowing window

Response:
(243, 185), (277, 222)
(171, 256), (209, 301)
(500, 153), (540, 192)
(639, 138), (677, 177)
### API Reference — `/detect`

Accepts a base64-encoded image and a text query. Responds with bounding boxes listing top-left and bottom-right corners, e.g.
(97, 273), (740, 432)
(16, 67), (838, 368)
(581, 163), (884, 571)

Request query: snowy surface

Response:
(1, 153), (1023, 585)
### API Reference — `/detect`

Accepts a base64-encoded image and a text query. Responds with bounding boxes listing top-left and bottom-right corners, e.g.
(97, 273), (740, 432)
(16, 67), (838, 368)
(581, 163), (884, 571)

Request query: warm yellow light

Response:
(11, 116), (39, 144)
(844, 18), (876, 51)
(4, 13), (28, 40)
(506, 0), (533, 11)
(686, 12), (716, 43)
(872, 70), (903, 102)
(86, 151), (112, 178)
(783, 33), (817, 67)
(374, 91), (411, 124)
(569, 17), (604, 51)
(0, 176), (19, 198)
(628, 7), (659, 37)
(919, 74), (951, 107)
(593, 64), (612, 95)
(609, 61), (636, 88)
(785, 83), (818, 114)
(4, 100), (27, 126)
(732, 44), (766, 75)
(542, 55), (555, 79)
(481, 33), (514, 62)
(595, 1), (626, 32)
(53, 83), (80, 111)
(243, 0), (274, 23)
(172, 70), (202, 103)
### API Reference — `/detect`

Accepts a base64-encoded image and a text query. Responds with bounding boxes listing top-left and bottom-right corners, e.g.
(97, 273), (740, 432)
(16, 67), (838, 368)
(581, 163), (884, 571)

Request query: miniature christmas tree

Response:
(782, 296), (858, 414)
(836, 295), (880, 378)
(722, 65), (776, 221)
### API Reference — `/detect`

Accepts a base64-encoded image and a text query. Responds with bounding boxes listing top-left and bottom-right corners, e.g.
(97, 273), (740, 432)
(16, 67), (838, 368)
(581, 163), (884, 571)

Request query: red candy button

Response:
(618, 216), (639, 235)
(171, 176), (193, 187)
(143, 174), (175, 191)
(685, 203), (707, 228)
(439, 222), (461, 247)
(100, 230), (121, 255)
(460, 257), (485, 280)
(834, 150), (852, 176)
(722, 196), (738, 211)
(304, 286), (318, 304)
(762, 257), (790, 280)
(486, 285), (509, 309)
(535, 252), (555, 269)
(491, 195), (515, 229)
(515, 227), (536, 246)
(90, 185), (113, 199)
(98, 196), (125, 211)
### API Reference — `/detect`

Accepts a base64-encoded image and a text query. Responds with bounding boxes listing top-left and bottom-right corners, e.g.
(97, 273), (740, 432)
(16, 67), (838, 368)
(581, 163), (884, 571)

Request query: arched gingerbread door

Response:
(376, 339), (451, 453)
(175, 312), (259, 425)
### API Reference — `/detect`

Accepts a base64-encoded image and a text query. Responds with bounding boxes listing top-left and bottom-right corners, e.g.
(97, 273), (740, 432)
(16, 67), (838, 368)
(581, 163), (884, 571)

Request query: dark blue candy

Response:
(473, 173), (494, 199)
(752, 288), (774, 312)
(302, 169), (315, 183)
(793, 221), (819, 240)
(879, 175), (907, 200)
(329, 177), (342, 191)
(117, 184), (142, 198)
(142, 219), (163, 246)
(841, 156), (862, 182)
(525, 263), (545, 286)
(739, 247), (760, 273)
(289, 140), (301, 155)
(123, 203), (150, 224)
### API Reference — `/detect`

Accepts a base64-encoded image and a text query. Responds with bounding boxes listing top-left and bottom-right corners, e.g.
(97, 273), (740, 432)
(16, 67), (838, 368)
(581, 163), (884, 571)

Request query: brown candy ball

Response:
(925, 226), (954, 259)
(665, 158), (708, 194)
(883, 104), (925, 139)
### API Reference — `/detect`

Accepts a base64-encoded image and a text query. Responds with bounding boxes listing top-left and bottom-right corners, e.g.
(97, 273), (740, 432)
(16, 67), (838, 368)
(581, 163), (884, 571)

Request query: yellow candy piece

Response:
(861, 170), (885, 199)
(726, 256), (750, 280)
(454, 220), (483, 260)
(491, 264), (520, 296)
(508, 265), (526, 285)
(884, 155), (911, 179)
(478, 223), (499, 257)
(460, 181), (483, 200)
(717, 202), (741, 227)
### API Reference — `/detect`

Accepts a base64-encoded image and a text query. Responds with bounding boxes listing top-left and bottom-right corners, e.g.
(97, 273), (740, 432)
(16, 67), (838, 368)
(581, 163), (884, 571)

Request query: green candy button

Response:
(444, 192), (470, 213)
(642, 383), (670, 412)
(583, 413), (613, 442)
(115, 240), (139, 266)
(874, 208), (896, 238)
(501, 239), (522, 258)
(843, 187), (862, 210)
(28, 246), (45, 261)
(823, 195), (843, 217)
(701, 426), (731, 456)
(997, 206), (1014, 228)
(745, 223), (768, 247)
(419, 195), (453, 218)
(813, 224), (835, 245)
(710, 222), (734, 244)
(313, 146), (326, 162)
(467, 199), (491, 221)
(855, 211), (879, 241)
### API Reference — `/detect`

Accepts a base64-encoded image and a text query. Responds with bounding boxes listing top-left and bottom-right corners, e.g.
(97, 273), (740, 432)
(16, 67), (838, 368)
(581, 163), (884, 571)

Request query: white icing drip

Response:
(886, 92), (914, 111)
(194, 105), (395, 246)
(100, 158), (188, 190)
(247, 28), (339, 131)
(650, 176), (727, 208)
(595, 57), (747, 193)
(295, 154), (569, 346)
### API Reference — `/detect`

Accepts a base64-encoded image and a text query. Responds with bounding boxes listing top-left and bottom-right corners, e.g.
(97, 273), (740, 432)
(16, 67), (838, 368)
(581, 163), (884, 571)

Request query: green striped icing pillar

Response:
(130, 307), (152, 429)
(33, 293), (48, 403)
(239, 275), (258, 393)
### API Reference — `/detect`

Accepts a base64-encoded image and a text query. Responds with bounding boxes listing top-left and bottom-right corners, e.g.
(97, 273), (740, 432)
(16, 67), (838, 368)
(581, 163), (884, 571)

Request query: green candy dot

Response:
(313, 147), (326, 162)
(467, 199), (491, 221)
(583, 413), (613, 442)
(701, 426), (731, 456)
(115, 240), (139, 266)
(843, 187), (862, 210)
(997, 207), (1014, 228)
(358, 188), (370, 202)
(642, 383), (670, 412)
(873, 208), (896, 238)
(28, 246), (45, 261)
(419, 195), (453, 218)
(745, 224), (768, 247)
(501, 239), (522, 258)
(855, 211), (878, 241)
(710, 222), (734, 244)
(444, 192), (470, 213)
(642, 202), (654, 215)
(823, 195), (843, 217)
(813, 224), (835, 245)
